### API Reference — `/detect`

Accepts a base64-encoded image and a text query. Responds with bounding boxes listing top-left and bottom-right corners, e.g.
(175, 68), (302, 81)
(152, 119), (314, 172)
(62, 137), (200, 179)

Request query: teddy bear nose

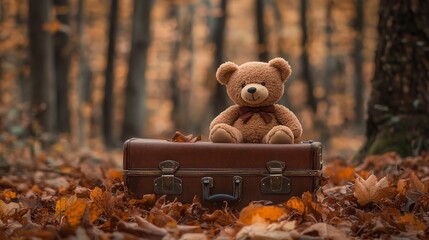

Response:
(247, 87), (257, 94)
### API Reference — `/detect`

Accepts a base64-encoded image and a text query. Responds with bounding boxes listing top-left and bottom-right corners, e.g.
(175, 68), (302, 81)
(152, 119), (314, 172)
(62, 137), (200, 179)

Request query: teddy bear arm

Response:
(209, 105), (241, 130)
(274, 104), (303, 139)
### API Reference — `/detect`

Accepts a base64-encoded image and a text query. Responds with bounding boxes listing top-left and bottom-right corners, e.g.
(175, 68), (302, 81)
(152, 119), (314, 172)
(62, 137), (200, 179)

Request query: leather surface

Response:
(123, 139), (322, 209)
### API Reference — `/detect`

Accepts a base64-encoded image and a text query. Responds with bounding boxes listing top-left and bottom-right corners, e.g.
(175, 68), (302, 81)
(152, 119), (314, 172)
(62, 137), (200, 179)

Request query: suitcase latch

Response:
(261, 161), (291, 194)
(154, 160), (182, 195)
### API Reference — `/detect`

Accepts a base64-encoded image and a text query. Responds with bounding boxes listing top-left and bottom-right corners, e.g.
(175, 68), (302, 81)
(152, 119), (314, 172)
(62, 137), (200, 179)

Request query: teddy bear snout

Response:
(247, 87), (257, 93)
(241, 83), (269, 105)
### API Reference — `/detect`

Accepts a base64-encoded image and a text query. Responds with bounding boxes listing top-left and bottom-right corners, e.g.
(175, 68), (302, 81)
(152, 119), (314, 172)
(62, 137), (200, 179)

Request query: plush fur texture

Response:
(210, 57), (303, 144)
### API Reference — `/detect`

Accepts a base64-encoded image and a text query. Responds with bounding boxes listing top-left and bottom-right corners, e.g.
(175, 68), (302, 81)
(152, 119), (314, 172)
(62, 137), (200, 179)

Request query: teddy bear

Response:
(209, 57), (302, 144)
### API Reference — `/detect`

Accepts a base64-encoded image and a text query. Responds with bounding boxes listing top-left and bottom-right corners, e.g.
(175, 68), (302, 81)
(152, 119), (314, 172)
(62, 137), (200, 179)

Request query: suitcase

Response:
(123, 138), (323, 209)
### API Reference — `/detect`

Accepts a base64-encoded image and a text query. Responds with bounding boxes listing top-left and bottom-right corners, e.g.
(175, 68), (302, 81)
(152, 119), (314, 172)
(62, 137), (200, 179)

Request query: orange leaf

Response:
(400, 213), (427, 231)
(107, 168), (123, 180)
(0, 200), (8, 219)
(89, 203), (103, 224)
(170, 131), (201, 143)
(66, 198), (87, 227)
(90, 187), (103, 202)
(238, 204), (286, 225)
(285, 197), (306, 215)
(55, 197), (68, 218)
(2, 190), (16, 202)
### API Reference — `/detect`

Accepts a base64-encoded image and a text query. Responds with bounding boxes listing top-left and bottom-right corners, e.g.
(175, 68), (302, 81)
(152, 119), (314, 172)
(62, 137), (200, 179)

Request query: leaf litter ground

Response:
(1, 136), (429, 239)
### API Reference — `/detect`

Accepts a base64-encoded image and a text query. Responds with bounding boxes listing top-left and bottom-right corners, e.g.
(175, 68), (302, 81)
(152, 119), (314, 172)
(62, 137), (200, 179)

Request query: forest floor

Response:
(0, 132), (428, 239)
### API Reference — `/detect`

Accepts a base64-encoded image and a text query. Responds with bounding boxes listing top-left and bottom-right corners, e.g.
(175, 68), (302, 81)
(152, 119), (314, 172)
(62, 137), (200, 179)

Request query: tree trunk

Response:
(76, 0), (93, 144)
(300, 0), (317, 113)
(256, 0), (268, 62)
(212, 0), (229, 117)
(103, 0), (118, 147)
(353, 0), (364, 125)
(168, 4), (180, 132)
(357, 0), (429, 160)
(54, 0), (71, 133)
(28, 0), (57, 135)
(122, 0), (153, 141)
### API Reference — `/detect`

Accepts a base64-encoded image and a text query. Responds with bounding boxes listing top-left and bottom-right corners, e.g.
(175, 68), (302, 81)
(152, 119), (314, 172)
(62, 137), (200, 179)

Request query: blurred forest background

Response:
(0, 0), (381, 159)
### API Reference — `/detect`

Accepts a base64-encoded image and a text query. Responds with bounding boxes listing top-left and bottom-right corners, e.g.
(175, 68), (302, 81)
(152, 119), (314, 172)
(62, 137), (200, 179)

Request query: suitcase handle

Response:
(201, 176), (242, 203)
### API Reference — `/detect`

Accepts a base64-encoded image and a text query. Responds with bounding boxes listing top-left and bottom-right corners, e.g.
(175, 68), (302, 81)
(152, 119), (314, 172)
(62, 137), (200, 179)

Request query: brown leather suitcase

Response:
(123, 138), (322, 209)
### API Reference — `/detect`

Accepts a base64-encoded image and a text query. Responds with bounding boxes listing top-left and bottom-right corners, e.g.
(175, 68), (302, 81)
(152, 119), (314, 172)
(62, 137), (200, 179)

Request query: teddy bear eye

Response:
(241, 82), (246, 88)
(261, 82), (266, 86)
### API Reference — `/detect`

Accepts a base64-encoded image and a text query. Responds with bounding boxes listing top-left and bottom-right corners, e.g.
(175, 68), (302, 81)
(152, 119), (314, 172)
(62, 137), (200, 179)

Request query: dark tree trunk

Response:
(28, 0), (57, 135)
(54, 0), (71, 133)
(352, 0), (364, 125)
(122, 0), (153, 141)
(103, 0), (118, 147)
(212, 0), (229, 117)
(357, 0), (429, 160)
(300, 0), (317, 113)
(76, 0), (93, 144)
(256, 0), (268, 62)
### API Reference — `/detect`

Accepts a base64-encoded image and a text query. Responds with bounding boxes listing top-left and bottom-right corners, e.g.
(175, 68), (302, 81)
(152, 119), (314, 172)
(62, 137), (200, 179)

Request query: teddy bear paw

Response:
(210, 124), (243, 143)
(264, 126), (294, 144)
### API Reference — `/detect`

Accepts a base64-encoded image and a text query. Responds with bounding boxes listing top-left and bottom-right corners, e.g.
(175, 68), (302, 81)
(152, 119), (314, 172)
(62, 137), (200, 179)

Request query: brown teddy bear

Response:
(209, 57), (302, 144)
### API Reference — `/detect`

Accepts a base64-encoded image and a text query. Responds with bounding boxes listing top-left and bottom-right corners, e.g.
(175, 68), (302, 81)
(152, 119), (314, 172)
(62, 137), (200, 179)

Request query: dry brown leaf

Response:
(135, 216), (168, 236)
(238, 204), (286, 225)
(408, 172), (426, 193)
(170, 131), (201, 143)
(236, 222), (300, 240)
(107, 168), (123, 180)
(353, 174), (390, 206)
(89, 203), (103, 224)
(148, 208), (177, 228)
(2, 190), (17, 202)
(55, 197), (68, 218)
(285, 197), (306, 215)
(400, 213), (427, 231)
(65, 198), (87, 227)
(0, 200), (8, 219)
(301, 223), (350, 240)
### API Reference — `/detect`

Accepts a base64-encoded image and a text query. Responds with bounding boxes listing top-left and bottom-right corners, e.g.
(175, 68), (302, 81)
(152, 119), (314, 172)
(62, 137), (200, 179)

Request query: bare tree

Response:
(352, 0), (364, 125)
(103, 0), (118, 147)
(300, 0), (317, 113)
(211, 0), (229, 117)
(256, 0), (268, 62)
(122, 0), (154, 141)
(357, 0), (429, 160)
(54, 0), (71, 133)
(28, 0), (57, 134)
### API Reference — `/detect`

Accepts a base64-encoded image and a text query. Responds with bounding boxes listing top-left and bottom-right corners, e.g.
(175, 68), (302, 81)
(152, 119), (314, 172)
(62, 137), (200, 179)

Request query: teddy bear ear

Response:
(216, 61), (239, 85)
(268, 57), (292, 82)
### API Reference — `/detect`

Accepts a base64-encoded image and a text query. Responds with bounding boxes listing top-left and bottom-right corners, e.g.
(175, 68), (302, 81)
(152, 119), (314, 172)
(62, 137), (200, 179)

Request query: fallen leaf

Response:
(301, 223), (350, 240)
(353, 174), (390, 206)
(107, 168), (123, 180)
(55, 197), (68, 218)
(66, 198), (87, 227)
(400, 213), (427, 231)
(2, 189), (17, 202)
(170, 131), (201, 143)
(285, 197), (306, 215)
(238, 204), (286, 225)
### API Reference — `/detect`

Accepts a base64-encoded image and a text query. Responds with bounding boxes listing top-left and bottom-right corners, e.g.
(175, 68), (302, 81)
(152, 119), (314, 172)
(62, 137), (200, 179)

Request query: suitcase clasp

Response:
(154, 160), (182, 195)
(261, 161), (291, 194)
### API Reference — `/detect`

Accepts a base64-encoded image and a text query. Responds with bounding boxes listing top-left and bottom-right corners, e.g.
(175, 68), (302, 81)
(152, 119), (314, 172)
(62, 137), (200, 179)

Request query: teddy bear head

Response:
(216, 57), (292, 107)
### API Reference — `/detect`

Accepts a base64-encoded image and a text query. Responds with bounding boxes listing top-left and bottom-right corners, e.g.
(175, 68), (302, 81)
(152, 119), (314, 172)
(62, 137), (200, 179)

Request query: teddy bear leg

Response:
(263, 125), (294, 144)
(210, 123), (243, 143)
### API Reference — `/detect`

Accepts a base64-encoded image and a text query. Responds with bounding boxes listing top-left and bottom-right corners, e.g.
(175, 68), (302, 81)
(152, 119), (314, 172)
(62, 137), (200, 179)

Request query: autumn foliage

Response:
(1, 135), (428, 239)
